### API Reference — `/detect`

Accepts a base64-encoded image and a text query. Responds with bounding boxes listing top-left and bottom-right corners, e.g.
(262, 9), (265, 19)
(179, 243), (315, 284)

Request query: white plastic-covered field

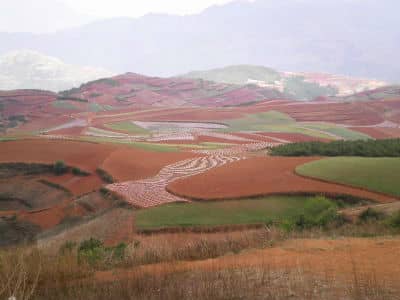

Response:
(44, 118), (87, 133)
(193, 141), (280, 155)
(133, 121), (228, 131)
(106, 155), (243, 208)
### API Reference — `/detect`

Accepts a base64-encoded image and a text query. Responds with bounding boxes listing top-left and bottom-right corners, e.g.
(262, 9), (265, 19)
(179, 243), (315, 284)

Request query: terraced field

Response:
(106, 155), (243, 208)
(168, 156), (398, 203)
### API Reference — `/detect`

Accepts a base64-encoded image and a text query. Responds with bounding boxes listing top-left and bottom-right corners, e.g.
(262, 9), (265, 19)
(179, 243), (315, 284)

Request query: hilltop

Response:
(0, 71), (399, 136)
(182, 65), (387, 100)
(0, 50), (113, 92)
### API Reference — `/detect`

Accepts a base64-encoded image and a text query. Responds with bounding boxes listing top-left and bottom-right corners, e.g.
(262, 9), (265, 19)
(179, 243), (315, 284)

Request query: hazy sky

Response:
(0, 0), (242, 33)
(62, 0), (238, 18)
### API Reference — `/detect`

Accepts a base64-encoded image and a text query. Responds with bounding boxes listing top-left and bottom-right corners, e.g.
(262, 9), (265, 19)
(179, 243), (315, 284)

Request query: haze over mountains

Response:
(0, 0), (399, 81)
(0, 0), (97, 33)
(0, 50), (114, 91)
(183, 65), (387, 99)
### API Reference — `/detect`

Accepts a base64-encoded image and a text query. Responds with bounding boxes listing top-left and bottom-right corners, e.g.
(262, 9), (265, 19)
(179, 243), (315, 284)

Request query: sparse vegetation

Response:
(283, 76), (338, 100)
(0, 163), (53, 178)
(96, 168), (114, 183)
(38, 179), (71, 195)
(8, 114), (27, 123)
(1, 226), (400, 300)
(59, 241), (77, 255)
(77, 238), (127, 266)
(56, 96), (88, 102)
(358, 208), (386, 223)
(387, 211), (400, 229)
(53, 160), (68, 175)
(89, 93), (102, 98)
(71, 167), (90, 176)
(0, 217), (40, 247)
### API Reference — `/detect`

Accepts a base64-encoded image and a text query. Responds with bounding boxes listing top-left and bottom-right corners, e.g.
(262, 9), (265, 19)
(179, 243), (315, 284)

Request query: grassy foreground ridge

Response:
(136, 195), (354, 229)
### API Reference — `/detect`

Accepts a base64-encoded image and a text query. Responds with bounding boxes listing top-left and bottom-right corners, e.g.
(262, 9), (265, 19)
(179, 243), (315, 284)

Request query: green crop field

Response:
(136, 195), (341, 229)
(105, 121), (150, 134)
(0, 137), (17, 142)
(302, 123), (371, 140)
(224, 111), (296, 130)
(52, 101), (78, 110)
(296, 157), (400, 197)
(80, 136), (181, 152)
(222, 111), (363, 140)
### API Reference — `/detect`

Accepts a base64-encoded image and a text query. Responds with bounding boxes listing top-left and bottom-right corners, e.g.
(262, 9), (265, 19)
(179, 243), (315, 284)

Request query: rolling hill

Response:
(1, 72), (399, 137)
(0, 50), (114, 92)
(182, 65), (387, 100)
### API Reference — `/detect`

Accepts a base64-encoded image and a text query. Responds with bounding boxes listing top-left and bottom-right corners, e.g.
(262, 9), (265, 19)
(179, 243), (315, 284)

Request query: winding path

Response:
(106, 155), (243, 208)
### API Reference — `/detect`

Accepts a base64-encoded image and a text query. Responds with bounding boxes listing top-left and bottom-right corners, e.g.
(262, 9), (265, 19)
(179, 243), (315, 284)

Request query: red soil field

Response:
(0, 139), (114, 172)
(20, 200), (87, 230)
(18, 191), (121, 230)
(195, 135), (245, 144)
(90, 99), (398, 128)
(17, 115), (72, 132)
(0, 139), (199, 185)
(350, 127), (400, 139)
(43, 173), (103, 196)
(168, 157), (397, 203)
(101, 148), (199, 182)
(255, 102), (385, 126)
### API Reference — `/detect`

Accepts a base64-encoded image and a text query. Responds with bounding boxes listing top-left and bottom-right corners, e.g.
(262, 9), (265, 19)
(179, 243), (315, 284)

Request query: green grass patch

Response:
(80, 136), (180, 153)
(52, 101), (79, 111)
(302, 123), (371, 140)
(105, 121), (150, 134)
(0, 137), (17, 142)
(296, 157), (400, 197)
(224, 111), (295, 130)
(136, 195), (345, 229)
(222, 111), (336, 140)
(129, 142), (180, 152)
(88, 103), (104, 112)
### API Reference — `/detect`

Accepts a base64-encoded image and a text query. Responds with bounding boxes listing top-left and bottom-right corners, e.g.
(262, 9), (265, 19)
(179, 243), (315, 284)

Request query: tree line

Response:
(270, 138), (400, 157)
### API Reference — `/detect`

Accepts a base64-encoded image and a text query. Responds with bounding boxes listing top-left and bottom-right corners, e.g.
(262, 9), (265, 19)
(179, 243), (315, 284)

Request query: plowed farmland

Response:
(167, 157), (398, 203)
(101, 148), (199, 181)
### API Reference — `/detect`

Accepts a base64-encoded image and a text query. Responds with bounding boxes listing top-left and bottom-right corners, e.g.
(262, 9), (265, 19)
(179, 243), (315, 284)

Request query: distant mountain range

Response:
(0, 0), (97, 33)
(0, 50), (114, 92)
(0, 0), (399, 81)
(182, 65), (387, 100)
